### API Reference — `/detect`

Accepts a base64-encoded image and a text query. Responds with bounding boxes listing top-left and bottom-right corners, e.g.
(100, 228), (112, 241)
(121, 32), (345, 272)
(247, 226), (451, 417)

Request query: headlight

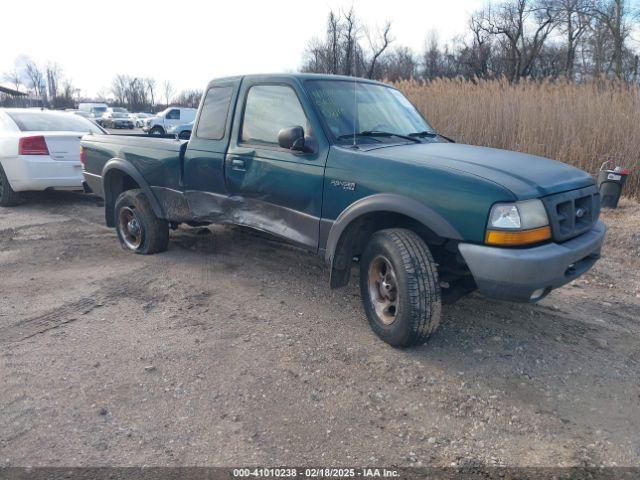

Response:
(486, 199), (551, 246)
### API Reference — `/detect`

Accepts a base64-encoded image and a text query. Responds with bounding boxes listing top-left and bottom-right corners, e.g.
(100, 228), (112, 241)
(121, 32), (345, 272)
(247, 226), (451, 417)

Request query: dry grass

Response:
(396, 78), (640, 199)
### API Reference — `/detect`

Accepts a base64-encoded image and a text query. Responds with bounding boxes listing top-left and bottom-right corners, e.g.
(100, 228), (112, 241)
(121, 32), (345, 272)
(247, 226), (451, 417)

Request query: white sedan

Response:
(129, 112), (152, 128)
(0, 109), (105, 206)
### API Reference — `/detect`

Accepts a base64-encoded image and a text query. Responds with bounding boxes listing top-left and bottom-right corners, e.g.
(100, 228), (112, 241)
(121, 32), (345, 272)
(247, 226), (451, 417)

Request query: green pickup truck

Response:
(81, 73), (605, 347)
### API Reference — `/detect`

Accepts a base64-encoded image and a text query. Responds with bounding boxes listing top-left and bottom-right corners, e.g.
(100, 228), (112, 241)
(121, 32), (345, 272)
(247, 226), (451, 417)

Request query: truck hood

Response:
(371, 142), (594, 198)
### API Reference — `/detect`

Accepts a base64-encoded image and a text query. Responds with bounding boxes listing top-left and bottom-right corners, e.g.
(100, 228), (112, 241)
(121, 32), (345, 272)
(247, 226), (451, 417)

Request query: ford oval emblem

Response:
(575, 207), (587, 218)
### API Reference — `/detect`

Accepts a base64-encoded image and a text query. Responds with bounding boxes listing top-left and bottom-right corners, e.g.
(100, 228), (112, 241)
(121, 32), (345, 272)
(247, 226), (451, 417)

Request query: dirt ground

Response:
(0, 192), (638, 468)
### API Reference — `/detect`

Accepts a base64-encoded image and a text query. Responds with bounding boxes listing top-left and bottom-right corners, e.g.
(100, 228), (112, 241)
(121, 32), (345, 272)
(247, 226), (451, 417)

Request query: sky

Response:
(0, 0), (486, 98)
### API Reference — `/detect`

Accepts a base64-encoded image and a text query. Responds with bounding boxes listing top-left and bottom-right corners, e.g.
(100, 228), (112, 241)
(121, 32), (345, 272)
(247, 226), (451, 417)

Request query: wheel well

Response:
(104, 169), (141, 227)
(329, 211), (464, 290)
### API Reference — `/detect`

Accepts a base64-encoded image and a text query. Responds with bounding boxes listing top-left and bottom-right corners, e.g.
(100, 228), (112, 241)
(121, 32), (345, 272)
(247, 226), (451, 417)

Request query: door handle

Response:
(231, 158), (246, 171)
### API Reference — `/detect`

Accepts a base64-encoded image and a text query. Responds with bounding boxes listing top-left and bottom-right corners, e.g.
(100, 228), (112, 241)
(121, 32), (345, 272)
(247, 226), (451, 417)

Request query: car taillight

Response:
(18, 136), (49, 155)
(79, 146), (87, 166)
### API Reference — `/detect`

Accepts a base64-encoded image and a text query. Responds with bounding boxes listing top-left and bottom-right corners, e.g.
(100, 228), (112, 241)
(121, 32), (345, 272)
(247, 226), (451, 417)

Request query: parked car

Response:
(81, 74), (605, 348)
(69, 110), (92, 119)
(102, 111), (134, 129)
(167, 121), (193, 139)
(129, 113), (152, 128)
(106, 107), (129, 114)
(142, 107), (197, 136)
(78, 103), (108, 125)
(0, 109), (105, 206)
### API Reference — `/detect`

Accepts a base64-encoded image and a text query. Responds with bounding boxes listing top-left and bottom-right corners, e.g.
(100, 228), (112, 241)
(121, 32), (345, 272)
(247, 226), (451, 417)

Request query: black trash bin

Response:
(597, 161), (630, 209)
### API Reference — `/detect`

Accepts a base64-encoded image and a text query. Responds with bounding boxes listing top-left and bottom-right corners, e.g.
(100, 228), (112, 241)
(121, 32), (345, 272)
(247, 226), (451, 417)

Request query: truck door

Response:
(183, 81), (239, 195)
(165, 108), (181, 130)
(224, 79), (329, 250)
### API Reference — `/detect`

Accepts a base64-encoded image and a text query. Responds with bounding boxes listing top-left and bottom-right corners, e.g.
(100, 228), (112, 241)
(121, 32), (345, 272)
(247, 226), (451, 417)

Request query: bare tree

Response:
(145, 78), (156, 109)
(466, 13), (493, 78)
(341, 8), (358, 75)
(3, 68), (22, 92)
(381, 46), (418, 81)
(300, 2), (640, 84)
(422, 31), (443, 79)
(174, 89), (203, 108)
(163, 80), (174, 107)
(365, 21), (393, 78)
(23, 58), (47, 102)
(301, 8), (394, 79)
(328, 11), (340, 74)
(476, 0), (558, 81)
(111, 75), (128, 105)
(46, 63), (62, 101)
(554, 0), (593, 78)
(592, 0), (631, 79)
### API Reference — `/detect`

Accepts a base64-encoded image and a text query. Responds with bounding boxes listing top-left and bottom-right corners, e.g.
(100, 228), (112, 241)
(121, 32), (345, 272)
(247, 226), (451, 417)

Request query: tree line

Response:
(1, 56), (202, 111)
(301, 0), (639, 83)
(3, 0), (637, 110)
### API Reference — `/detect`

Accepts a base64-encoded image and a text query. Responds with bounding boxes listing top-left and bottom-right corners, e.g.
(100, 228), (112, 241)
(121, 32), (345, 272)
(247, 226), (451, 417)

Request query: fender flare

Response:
(102, 159), (165, 225)
(324, 193), (462, 266)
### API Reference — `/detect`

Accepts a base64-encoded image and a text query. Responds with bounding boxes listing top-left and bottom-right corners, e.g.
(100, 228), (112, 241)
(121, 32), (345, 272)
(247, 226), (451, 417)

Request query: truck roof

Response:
(206, 73), (390, 88)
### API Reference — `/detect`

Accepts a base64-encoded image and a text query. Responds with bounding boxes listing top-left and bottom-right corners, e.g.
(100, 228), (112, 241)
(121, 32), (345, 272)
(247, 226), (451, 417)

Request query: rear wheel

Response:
(114, 189), (169, 254)
(359, 228), (441, 347)
(0, 164), (21, 207)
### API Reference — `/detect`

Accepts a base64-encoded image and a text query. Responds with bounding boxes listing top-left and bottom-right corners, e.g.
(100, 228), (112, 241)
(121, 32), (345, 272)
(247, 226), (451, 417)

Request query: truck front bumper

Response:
(458, 220), (606, 302)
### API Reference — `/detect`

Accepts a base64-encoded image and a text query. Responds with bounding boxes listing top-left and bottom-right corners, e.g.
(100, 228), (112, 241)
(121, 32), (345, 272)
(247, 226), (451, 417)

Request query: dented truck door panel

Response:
(223, 77), (330, 249)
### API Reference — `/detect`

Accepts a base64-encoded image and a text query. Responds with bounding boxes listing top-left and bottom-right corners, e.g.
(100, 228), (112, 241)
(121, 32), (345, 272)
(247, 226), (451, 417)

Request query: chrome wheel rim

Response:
(118, 206), (143, 250)
(367, 255), (399, 325)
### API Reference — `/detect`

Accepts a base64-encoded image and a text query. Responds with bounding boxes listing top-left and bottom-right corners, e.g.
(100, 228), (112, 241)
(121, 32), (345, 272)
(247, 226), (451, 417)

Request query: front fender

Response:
(324, 193), (462, 266)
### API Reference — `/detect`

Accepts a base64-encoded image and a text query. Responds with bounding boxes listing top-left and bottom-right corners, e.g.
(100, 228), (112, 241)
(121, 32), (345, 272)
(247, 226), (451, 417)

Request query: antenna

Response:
(351, 45), (358, 149)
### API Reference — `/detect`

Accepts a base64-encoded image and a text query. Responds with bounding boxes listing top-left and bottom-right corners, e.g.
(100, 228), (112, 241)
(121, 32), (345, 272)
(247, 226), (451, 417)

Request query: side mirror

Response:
(278, 126), (312, 153)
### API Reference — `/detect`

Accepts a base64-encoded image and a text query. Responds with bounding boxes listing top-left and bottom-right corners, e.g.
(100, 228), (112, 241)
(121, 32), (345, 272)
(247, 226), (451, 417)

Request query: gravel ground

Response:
(0, 192), (638, 467)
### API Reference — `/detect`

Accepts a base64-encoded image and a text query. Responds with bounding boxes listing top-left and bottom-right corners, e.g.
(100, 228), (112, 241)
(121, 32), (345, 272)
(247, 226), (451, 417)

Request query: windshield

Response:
(305, 80), (434, 143)
(111, 112), (127, 118)
(7, 111), (104, 134)
(91, 107), (107, 116)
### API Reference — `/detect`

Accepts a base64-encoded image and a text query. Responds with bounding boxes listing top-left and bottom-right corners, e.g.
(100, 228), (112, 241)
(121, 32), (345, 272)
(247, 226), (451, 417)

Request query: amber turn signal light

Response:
(485, 226), (552, 246)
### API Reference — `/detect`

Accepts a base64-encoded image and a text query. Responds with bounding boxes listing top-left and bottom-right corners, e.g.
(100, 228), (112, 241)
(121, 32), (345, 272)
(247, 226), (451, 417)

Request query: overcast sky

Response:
(0, 0), (485, 97)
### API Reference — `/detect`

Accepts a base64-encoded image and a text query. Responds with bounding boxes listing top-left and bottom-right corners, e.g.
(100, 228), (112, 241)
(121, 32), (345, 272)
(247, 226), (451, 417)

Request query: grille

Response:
(541, 185), (600, 242)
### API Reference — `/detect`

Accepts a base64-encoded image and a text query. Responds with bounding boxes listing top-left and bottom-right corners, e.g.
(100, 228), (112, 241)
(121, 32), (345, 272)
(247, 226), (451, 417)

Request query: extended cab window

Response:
(167, 109), (180, 120)
(196, 86), (233, 140)
(241, 85), (307, 146)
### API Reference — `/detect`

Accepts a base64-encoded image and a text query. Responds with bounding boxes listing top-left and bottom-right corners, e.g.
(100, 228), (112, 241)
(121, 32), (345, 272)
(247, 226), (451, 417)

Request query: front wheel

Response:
(359, 228), (441, 347)
(114, 189), (169, 254)
(149, 126), (164, 136)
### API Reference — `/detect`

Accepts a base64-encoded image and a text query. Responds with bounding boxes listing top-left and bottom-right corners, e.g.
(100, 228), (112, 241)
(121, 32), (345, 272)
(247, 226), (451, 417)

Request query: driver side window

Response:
(167, 109), (180, 120)
(241, 85), (308, 146)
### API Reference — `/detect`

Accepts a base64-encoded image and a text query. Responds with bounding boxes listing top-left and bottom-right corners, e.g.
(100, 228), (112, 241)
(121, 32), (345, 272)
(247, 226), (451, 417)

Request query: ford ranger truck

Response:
(80, 74), (605, 347)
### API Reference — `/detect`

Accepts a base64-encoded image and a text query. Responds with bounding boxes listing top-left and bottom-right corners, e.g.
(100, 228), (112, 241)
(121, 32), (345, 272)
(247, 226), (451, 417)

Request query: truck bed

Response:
(81, 133), (188, 194)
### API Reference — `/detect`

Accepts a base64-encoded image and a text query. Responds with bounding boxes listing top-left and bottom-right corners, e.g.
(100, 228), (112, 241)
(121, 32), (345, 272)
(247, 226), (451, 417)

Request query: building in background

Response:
(0, 84), (43, 108)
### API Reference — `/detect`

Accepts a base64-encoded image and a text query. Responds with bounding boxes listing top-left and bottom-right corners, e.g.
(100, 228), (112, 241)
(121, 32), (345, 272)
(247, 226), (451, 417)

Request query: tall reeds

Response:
(396, 78), (640, 199)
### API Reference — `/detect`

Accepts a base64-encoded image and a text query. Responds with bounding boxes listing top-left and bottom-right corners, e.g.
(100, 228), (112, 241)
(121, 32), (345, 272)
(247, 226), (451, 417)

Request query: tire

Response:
(0, 163), (21, 207)
(359, 228), (441, 347)
(149, 126), (164, 136)
(114, 189), (169, 254)
(178, 130), (191, 140)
